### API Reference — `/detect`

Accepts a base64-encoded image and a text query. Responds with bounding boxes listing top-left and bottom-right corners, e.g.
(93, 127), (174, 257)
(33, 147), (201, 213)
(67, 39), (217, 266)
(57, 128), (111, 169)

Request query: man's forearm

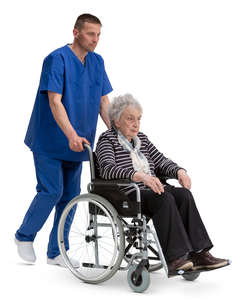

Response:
(48, 92), (77, 140)
(100, 95), (111, 128)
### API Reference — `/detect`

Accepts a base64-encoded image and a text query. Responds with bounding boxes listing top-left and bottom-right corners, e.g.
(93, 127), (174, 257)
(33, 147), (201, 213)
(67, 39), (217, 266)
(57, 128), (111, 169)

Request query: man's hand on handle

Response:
(68, 134), (90, 152)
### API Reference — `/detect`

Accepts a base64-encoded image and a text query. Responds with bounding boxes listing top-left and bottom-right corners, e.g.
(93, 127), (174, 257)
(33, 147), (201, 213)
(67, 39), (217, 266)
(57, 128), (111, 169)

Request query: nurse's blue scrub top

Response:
(24, 44), (113, 161)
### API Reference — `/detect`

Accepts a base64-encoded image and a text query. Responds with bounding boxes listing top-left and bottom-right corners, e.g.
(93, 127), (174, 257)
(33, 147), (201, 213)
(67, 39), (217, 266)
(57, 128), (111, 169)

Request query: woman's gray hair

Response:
(108, 94), (143, 127)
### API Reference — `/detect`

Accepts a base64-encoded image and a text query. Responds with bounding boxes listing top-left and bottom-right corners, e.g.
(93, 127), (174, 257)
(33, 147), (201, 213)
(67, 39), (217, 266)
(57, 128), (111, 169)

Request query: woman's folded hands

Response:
(132, 172), (164, 194)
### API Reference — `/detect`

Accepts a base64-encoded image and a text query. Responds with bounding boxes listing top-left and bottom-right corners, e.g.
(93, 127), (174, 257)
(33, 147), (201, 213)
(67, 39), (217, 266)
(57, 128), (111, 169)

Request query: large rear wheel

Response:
(58, 193), (125, 284)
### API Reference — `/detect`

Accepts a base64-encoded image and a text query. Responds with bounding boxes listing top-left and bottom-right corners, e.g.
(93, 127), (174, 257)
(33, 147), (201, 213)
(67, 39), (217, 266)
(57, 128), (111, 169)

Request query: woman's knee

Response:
(172, 187), (195, 208)
(174, 187), (193, 199)
(160, 191), (176, 208)
(141, 190), (176, 213)
(180, 188), (194, 203)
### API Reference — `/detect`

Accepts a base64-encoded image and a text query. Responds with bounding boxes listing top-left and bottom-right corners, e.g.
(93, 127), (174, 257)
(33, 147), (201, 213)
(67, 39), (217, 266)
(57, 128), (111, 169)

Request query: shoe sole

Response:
(177, 261), (194, 271)
(192, 260), (229, 270)
(47, 258), (66, 267)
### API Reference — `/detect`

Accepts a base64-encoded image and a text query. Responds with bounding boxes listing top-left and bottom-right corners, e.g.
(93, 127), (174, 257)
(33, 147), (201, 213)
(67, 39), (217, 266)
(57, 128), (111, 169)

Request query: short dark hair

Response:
(74, 14), (102, 31)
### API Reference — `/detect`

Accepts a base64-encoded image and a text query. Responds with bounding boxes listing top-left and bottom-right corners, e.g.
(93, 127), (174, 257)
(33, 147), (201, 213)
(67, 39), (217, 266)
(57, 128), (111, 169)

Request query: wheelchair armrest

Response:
(92, 178), (132, 187)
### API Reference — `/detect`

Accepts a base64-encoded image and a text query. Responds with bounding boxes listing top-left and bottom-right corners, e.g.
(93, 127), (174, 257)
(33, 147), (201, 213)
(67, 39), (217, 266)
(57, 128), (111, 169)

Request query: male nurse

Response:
(15, 14), (113, 267)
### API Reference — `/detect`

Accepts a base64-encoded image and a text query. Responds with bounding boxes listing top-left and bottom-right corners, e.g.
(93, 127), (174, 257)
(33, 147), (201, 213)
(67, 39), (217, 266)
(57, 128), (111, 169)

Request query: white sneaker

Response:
(47, 254), (80, 268)
(15, 238), (36, 263)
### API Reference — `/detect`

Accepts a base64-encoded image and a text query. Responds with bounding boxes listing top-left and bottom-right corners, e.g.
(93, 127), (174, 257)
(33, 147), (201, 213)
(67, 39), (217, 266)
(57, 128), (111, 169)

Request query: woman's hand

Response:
(133, 172), (164, 194)
(177, 169), (191, 190)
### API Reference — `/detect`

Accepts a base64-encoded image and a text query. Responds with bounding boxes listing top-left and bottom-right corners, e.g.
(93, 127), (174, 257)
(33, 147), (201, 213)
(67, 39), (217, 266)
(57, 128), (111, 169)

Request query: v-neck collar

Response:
(66, 44), (88, 68)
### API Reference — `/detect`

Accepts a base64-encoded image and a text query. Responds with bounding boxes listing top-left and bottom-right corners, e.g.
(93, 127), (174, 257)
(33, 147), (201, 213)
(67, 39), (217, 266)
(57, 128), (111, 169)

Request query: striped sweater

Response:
(95, 128), (184, 195)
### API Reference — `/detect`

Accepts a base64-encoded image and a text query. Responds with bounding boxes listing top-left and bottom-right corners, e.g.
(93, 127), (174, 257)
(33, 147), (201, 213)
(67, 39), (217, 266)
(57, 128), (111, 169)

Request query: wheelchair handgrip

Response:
(83, 142), (91, 151)
(82, 143), (96, 180)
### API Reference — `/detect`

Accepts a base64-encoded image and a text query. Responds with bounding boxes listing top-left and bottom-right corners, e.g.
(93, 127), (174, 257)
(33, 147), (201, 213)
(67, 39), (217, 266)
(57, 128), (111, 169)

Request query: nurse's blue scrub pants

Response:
(15, 153), (82, 259)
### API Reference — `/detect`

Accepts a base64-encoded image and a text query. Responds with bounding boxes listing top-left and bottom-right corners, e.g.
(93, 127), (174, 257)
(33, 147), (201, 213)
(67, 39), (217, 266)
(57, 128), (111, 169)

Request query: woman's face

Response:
(114, 105), (142, 141)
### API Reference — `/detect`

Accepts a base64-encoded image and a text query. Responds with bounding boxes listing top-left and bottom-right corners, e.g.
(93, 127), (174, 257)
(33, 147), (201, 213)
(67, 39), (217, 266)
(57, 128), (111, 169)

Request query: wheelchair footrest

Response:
(82, 262), (112, 269)
(125, 254), (160, 261)
(168, 260), (231, 278)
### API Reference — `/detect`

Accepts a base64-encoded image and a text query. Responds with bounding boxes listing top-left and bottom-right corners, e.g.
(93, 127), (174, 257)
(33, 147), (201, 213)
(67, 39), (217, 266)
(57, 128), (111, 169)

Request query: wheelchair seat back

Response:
(89, 152), (138, 217)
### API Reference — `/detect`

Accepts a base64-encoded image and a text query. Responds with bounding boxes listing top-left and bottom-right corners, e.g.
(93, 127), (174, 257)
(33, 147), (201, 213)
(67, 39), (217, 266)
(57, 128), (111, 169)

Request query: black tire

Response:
(127, 265), (150, 293)
(58, 193), (125, 284)
(182, 272), (200, 281)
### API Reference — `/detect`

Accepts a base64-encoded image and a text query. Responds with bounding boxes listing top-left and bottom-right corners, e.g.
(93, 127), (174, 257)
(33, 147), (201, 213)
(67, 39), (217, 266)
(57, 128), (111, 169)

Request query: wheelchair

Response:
(57, 144), (209, 292)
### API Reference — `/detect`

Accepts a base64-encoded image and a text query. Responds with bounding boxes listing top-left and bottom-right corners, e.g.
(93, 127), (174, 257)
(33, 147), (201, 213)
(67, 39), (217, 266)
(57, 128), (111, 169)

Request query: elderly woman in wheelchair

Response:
(57, 93), (229, 292)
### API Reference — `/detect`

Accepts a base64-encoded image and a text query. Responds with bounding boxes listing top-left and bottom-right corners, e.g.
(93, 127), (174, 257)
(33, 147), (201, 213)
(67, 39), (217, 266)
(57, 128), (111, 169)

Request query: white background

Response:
(1, 0), (238, 299)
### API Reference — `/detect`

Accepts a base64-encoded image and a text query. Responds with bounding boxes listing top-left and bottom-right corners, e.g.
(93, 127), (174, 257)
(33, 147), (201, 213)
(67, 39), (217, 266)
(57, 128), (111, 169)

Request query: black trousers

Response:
(128, 185), (213, 263)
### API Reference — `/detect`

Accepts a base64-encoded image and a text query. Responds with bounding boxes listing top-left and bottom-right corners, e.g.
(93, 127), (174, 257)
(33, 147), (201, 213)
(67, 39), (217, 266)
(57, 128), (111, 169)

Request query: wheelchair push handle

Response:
(83, 142), (96, 181)
(83, 142), (91, 153)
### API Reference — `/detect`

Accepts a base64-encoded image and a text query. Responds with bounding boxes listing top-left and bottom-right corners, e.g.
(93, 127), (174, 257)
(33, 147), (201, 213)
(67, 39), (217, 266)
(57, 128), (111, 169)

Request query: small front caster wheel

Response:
(182, 272), (200, 281)
(127, 265), (150, 293)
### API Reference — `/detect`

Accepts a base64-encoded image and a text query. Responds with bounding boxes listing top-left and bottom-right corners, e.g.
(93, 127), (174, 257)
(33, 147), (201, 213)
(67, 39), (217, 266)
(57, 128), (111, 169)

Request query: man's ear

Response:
(73, 28), (80, 38)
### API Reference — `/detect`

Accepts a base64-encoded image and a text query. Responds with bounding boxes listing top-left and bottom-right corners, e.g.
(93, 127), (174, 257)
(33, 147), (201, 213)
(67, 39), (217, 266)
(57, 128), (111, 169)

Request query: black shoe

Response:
(168, 255), (193, 276)
(191, 251), (229, 270)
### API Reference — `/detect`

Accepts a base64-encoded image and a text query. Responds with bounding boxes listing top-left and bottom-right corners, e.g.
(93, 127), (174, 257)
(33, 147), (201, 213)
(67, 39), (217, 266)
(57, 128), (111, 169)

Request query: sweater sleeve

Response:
(146, 137), (185, 179)
(95, 136), (136, 180)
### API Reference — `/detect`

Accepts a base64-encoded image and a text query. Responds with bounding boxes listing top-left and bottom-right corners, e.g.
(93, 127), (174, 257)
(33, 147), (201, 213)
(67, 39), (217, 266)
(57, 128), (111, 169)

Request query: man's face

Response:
(74, 22), (101, 52)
